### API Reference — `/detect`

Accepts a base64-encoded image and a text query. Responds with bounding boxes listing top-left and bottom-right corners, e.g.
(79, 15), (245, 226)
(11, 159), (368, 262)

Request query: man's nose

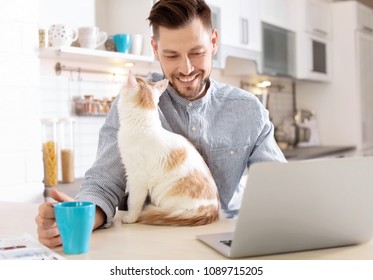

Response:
(179, 55), (194, 75)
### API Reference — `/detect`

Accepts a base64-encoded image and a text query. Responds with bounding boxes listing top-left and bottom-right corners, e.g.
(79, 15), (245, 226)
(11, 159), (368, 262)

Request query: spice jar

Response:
(83, 95), (94, 115)
(59, 118), (75, 183)
(41, 118), (58, 187)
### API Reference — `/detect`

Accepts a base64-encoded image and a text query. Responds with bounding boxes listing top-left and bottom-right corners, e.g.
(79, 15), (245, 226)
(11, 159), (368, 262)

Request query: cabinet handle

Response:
(363, 26), (373, 33)
(240, 18), (249, 45)
(313, 28), (328, 36)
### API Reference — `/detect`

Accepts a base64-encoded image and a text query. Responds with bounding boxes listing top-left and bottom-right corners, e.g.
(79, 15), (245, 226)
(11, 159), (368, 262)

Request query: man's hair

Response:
(147, 0), (212, 40)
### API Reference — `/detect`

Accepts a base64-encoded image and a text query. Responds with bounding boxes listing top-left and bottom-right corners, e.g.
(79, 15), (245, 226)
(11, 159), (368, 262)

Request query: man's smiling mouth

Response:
(178, 74), (198, 83)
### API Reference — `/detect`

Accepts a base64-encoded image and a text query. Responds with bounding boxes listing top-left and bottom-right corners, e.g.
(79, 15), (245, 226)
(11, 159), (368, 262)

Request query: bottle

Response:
(41, 118), (58, 187)
(59, 118), (75, 183)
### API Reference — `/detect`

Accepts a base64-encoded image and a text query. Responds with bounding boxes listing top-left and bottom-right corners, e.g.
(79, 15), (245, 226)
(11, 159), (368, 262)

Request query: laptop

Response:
(197, 156), (373, 258)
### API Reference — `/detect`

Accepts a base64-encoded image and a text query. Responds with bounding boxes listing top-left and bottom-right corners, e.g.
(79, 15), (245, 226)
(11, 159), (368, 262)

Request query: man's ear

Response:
(211, 29), (219, 56)
(151, 36), (160, 60)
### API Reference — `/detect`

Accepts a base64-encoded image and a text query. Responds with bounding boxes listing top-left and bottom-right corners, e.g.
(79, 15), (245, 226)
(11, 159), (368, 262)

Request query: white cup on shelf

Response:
(130, 34), (143, 55)
(48, 24), (78, 48)
(141, 36), (154, 58)
(78, 26), (108, 49)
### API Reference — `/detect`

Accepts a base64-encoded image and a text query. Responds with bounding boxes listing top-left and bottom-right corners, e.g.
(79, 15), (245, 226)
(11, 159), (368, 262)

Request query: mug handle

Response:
(71, 29), (79, 42)
(96, 32), (108, 48)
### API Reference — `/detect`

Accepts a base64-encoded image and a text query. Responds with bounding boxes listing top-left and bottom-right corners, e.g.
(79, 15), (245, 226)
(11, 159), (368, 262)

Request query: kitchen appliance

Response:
(295, 0), (332, 82)
(262, 22), (296, 77)
(295, 109), (320, 147)
(296, 31), (332, 81)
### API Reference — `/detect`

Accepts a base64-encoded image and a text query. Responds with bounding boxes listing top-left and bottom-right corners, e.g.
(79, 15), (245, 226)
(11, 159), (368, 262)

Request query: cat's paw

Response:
(121, 212), (139, 224)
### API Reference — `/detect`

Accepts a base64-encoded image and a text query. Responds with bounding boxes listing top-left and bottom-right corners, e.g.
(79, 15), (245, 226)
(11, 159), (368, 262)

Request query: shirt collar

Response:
(166, 78), (213, 109)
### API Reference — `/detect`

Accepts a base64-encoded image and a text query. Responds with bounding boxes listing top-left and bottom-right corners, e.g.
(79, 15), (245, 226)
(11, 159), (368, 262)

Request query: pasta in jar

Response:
(43, 141), (58, 187)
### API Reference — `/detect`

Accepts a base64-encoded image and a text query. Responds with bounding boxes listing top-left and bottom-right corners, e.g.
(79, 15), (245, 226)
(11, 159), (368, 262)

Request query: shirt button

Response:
(192, 126), (196, 132)
(188, 102), (193, 107)
(230, 150), (235, 155)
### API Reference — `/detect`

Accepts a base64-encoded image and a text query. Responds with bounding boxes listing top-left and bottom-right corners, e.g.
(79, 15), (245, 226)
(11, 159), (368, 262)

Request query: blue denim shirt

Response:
(76, 72), (286, 226)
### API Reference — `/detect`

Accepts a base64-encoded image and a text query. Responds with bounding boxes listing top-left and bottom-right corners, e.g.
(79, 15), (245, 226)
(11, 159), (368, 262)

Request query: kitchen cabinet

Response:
(346, 2), (373, 153)
(259, 0), (297, 32)
(206, 0), (261, 52)
(297, 1), (373, 155)
(295, 0), (332, 82)
(303, 0), (331, 37)
(260, 0), (332, 81)
(357, 2), (373, 31)
(357, 23), (373, 152)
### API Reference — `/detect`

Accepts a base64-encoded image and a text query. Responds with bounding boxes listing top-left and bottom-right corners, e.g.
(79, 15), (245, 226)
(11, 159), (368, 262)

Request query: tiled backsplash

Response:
(39, 75), (123, 178)
(266, 79), (295, 127)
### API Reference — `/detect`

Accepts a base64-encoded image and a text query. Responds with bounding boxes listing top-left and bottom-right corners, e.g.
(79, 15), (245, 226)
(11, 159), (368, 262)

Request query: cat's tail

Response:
(137, 205), (220, 226)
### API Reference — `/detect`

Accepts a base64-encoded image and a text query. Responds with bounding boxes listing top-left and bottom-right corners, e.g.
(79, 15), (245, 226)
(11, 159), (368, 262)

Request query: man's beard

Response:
(171, 76), (208, 98)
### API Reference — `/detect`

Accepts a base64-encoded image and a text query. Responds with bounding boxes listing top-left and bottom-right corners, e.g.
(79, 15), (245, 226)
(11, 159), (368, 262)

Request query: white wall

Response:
(38, 0), (95, 29)
(0, 0), (44, 203)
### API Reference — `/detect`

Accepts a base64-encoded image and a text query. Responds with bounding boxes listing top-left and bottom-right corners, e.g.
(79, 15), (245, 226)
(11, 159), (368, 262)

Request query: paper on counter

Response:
(0, 233), (64, 260)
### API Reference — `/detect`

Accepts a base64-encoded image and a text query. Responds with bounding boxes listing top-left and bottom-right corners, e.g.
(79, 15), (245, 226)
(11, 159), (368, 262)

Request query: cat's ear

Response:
(155, 79), (169, 95)
(127, 70), (137, 88)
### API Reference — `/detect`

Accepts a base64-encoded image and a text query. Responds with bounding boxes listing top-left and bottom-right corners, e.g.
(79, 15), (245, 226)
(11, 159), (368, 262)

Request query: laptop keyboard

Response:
(220, 240), (232, 247)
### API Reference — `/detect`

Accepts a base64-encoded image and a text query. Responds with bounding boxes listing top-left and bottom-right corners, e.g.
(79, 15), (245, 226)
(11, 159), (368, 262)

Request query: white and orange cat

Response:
(117, 71), (220, 226)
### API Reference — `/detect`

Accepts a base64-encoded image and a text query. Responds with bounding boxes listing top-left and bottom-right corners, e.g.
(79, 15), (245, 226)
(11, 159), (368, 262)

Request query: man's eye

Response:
(191, 52), (205, 56)
(165, 55), (178, 59)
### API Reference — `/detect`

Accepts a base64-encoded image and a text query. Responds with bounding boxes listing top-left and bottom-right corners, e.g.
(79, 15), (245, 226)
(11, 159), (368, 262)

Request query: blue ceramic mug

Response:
(113, 34), (132, 53)
(54, 201), (95, 254)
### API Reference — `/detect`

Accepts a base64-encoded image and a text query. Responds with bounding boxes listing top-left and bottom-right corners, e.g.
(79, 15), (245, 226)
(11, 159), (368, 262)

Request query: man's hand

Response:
(35, 188), (73, 248)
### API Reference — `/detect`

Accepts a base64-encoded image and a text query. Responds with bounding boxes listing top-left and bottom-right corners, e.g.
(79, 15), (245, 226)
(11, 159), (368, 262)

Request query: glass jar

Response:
(59, 118), (75, 183)
(83, 95), (94, 115)
(41, 118), (58, 187)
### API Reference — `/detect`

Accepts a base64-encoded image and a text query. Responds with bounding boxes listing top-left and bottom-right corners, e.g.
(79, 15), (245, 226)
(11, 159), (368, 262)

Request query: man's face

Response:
(151, 18), (218, 101)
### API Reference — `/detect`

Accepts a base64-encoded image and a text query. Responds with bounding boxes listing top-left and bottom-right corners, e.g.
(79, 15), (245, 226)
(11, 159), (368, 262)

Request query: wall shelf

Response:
(38, 47), (156, 66)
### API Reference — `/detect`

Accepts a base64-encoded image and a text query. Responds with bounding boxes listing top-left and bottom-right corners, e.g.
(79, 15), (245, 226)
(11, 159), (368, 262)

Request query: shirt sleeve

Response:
(75, 96), (127, 228)
(248, 106), (287, 166)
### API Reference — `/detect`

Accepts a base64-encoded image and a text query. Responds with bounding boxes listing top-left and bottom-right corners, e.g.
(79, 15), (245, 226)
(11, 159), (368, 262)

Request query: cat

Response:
(117, 71), (220, 226)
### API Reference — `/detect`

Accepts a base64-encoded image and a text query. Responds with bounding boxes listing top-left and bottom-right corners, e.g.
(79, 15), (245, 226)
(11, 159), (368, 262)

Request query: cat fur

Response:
(117, 71), (220, 226)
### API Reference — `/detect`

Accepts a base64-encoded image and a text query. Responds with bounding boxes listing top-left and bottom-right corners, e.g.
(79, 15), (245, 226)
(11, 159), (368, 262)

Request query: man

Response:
(36, 0), (286, 248)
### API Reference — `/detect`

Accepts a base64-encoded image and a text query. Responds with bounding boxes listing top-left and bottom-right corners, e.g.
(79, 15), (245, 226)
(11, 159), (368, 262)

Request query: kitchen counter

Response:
(43, 145), (356, 200)
(44, 178), (83, 199)
(282, 145), (356, 160)
(44, 145), (357, 200)
(3, 201), (373, 260)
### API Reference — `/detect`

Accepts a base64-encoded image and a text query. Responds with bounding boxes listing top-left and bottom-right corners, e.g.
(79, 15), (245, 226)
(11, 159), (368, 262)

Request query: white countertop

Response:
(2, 201), (373, 260)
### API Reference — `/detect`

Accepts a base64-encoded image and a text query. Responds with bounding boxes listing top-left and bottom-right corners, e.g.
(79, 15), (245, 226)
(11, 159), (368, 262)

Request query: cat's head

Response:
(121, 70), (169, 110)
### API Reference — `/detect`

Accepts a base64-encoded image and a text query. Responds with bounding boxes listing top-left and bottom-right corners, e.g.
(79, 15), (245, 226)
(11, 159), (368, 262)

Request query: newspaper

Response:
(0, 233), (64, 260)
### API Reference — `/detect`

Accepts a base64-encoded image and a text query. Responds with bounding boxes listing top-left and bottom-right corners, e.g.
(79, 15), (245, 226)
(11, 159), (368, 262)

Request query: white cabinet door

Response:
(295, 0), (332, 82)
(207, 0), (260, 51)
(241, 0), (261, 51)
(305, 0), (331, 37)
(357, 3), (373, 31)
(259, 0), (297, 31)
(209, 0), (240, 47)
(357, 31), (373, 149)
